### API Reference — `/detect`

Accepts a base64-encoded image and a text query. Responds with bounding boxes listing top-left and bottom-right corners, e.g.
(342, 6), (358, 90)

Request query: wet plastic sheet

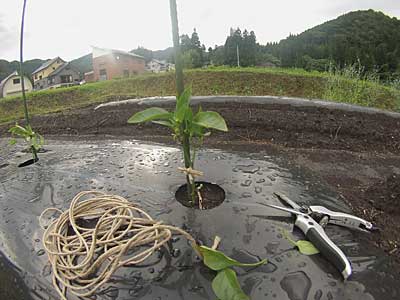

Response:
(0, 139), (399, 300)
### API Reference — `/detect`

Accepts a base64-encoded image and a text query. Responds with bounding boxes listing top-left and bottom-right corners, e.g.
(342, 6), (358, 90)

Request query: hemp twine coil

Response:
(40, 191), (199, 299)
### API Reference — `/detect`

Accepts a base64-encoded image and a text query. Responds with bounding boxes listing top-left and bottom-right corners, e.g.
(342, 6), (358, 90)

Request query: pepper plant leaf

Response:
(152, 120), (174, 128)
(197, 246), (266, 271)
(175, 87), (192, 122)
(128, 107), (171, 124)
(9, 124), (29, 136)
(193, 111), (228, 132)
(212, 268), (249, 300)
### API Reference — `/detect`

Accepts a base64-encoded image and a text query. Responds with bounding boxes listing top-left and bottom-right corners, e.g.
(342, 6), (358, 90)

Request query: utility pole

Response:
(236, 44), (240, 67)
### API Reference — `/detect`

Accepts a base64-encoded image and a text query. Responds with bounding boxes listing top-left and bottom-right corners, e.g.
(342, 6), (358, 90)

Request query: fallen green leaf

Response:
(281, 229), (320, 255)
(212, 268), (249, 300)
(197, 245), (267, 271)
(295, 240), (320, 255)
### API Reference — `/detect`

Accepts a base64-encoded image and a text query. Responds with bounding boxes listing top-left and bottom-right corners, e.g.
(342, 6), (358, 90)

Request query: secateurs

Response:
(264, 192), (375, 280)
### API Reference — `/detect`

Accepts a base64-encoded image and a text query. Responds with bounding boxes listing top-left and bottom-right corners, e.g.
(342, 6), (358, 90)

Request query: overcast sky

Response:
(1, 0), (399, 61)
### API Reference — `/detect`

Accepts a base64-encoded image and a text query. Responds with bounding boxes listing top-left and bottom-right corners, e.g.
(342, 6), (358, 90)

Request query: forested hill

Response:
(0, 59), (45, 82)
(267, 10), (400, 77)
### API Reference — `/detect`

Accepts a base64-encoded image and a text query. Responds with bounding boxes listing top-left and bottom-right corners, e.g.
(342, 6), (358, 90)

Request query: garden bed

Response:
(0, 138), (399, 300)
(1, 95), (399, 261)
(1, 96), (400, 299)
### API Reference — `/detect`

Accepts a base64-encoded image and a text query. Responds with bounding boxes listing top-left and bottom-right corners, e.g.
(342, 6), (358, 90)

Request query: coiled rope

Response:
(40, 191), (201, 300)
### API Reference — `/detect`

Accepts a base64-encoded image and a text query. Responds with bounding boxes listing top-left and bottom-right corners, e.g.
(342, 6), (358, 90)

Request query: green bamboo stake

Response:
(19, 0), (37, 160)
(169, 0), (184, 97)
(169, 0), (196, 203)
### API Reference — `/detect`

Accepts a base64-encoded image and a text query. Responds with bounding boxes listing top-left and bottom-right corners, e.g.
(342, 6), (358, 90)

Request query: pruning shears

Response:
(264, 192), (375, 280)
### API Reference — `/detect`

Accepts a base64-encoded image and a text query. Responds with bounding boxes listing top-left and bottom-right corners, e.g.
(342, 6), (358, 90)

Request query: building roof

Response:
(92, 46), (145, 60)
(149, 59), (166, 65)
(32, 57), (65, 75)
(47, 62), (79, 77)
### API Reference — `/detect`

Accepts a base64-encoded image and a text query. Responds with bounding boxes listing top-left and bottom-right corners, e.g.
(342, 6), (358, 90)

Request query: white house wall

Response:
(2, 75), (33, 97)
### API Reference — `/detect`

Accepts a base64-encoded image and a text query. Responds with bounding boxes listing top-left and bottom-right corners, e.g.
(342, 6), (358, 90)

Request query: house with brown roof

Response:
(0, 71), (33, 98)
(32, 57), (80, 90)
(91, 46), (145, 81)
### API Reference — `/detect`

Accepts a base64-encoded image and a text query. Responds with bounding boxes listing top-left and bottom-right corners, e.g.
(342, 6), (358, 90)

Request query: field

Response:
(0, 67), (399, 124)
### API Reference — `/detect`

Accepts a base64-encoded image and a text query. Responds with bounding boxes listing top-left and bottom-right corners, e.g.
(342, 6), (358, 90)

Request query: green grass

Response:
(1, 67), (399, 125)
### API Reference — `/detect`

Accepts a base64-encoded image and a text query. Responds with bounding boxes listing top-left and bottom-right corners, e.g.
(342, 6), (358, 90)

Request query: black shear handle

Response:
(296, 215), (352, 279)
(306, 227), (352, 279)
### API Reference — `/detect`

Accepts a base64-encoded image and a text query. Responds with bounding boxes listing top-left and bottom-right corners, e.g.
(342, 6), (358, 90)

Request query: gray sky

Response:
(1, 0), (399, 61)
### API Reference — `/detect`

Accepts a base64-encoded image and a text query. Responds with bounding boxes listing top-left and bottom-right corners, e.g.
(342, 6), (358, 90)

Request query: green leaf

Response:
(212, 268), (249, 300)
(197, 246), (266, 271)
(175, 87), (192, 122)
(295, 240), (320, 255)
(9, 124), (29, 137)
(281, 229), (319, 255)
(193, 111), (228, 132)
(9, 138), (17, 145)
(152, 120), (174, 128)
(127, 107), (171, 124)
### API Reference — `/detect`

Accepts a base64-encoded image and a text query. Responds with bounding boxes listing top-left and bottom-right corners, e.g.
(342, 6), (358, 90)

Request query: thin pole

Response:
(19, 0), (30, 125)
(169, 0), (184, 97)
(236, 44), (240, 67)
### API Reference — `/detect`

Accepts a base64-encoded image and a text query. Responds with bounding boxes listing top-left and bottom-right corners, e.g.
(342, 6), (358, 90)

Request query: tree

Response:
(224, 28), (242, 66)
(191, 28), (201, 49)
(179, 28), (205, 68)
(180, 34), (192, 52)
(182, 49), (202, 69)
(131, 47), (153, 63)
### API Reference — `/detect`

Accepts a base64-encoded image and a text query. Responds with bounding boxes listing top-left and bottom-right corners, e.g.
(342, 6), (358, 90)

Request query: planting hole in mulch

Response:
(175, 181), (225, 209)
(18, 158), (39, 168)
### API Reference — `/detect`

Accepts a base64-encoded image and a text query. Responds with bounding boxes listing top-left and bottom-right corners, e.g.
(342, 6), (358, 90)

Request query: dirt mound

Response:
(365, 174), (400, 215)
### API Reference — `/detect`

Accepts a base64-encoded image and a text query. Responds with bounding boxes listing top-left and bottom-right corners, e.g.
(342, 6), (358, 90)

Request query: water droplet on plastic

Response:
(280, 271), (311, 300)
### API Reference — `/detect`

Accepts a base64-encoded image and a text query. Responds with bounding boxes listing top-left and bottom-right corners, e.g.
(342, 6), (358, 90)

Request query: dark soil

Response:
(1, 99), (400, 262)
(364, 174), (400, 216)
(175, 182), (226, 210)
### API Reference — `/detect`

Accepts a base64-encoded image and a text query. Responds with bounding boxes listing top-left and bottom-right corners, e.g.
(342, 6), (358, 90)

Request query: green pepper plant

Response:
(9, 0), (44, 164)
(128, 87), (227, 204)
(9, 123), (44, 162)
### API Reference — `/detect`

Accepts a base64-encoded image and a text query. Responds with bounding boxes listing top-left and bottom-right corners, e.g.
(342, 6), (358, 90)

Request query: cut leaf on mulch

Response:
(212, 268), (249, 300)
(197, 245), (267, 271)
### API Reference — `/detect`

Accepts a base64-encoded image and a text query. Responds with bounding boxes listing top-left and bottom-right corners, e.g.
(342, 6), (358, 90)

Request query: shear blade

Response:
(273, 192), (302, 210)
(263, 203), (306, 216)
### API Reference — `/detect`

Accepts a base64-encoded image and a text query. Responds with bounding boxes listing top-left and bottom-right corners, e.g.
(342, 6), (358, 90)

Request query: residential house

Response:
(32, 57), (80, 90)
(0, 71), (33, 98)
(91, 46), (145, 81)
(46, 62), (80, 89)
(32, 57), (65, 90)
(146, 59), (175, 73)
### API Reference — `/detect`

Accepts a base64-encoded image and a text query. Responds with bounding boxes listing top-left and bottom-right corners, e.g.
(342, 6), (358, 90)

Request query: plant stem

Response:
(182, 132), (196, 202)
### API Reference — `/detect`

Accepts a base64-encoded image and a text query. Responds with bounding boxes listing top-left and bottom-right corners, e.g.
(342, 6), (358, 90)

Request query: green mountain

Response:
(70, 53), (92, 74)
(131, 46), (174, 63)
(267, 10), (400, 77)
(0, 59), (46, 82)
